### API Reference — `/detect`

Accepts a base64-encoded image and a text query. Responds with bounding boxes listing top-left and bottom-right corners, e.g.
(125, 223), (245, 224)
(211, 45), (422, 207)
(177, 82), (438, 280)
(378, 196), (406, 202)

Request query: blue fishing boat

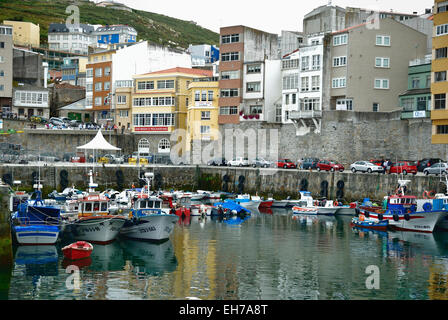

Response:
(213, 200), (251, 216)
(11, 189), (62, 245)
(351, 216), (389, 231)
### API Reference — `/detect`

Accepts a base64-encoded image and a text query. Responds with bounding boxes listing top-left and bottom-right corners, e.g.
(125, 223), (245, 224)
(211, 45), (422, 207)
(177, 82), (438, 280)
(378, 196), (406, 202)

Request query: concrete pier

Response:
(0, 185), (12, 300)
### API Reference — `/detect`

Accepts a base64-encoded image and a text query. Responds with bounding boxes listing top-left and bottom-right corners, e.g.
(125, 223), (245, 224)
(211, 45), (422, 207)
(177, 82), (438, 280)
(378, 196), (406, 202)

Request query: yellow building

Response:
(114, 80), (133, 131)
(3, 20), (40, 47)
(432, 1), (448, 144)
(131, 67), (213, 156)
(186, 78), (220, 153)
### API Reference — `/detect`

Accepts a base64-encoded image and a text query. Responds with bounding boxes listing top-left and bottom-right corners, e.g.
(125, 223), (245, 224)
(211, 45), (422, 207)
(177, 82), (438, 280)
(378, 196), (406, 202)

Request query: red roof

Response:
(139, 67), (213, 77)
(332, 21), (372, 35)
(283, 48), (300, 59)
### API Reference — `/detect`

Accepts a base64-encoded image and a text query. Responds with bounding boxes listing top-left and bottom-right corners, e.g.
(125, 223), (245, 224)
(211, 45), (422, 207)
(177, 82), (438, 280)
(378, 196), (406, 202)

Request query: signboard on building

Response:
(135, 127), (169, 132)
(413, 111), (426, 118)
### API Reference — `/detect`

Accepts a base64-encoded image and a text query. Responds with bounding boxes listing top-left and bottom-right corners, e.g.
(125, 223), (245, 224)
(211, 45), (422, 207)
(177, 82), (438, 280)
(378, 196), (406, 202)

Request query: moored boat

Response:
(62, 241), (93, 260)
(292, 192), (341, 215)
(350, 215), (389, 231)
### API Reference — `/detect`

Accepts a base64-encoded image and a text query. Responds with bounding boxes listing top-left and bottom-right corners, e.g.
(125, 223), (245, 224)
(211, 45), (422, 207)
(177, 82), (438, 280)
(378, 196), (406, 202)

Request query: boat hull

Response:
(362, 210), (446, 233)
(70, 216), (126, 244)
(62, 242), (93, 260)
(258, 200), (273, 209)
(13, 225), (60, 245)
(120, 214), (178, 242)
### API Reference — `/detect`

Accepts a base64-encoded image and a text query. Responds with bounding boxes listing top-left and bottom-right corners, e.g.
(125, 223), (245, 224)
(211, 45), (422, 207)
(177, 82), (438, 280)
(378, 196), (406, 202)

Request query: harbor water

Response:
(5, 208), (448, 300)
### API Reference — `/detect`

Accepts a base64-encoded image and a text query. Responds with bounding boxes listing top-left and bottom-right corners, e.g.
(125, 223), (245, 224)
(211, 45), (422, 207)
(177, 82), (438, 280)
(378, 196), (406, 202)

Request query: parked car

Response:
(302, 158), (319, 170)
(69, 120), (83, 128)
(417, 158), (444, 172)
(49, 117), (65, 126)
(39, 153), (61, 162)
(369, 159), (384, 167)
(228, 157), (250, 167)
(389, 161), (417, 175)
(61, 117), (71, 124)
(207, 157), (227, 166)
(350, 161), (384, 173)
(423, 162), (448, 176)
(317, 160), (345, 172)
(251, 158), (273, 168)
(277, 159), (297, 169)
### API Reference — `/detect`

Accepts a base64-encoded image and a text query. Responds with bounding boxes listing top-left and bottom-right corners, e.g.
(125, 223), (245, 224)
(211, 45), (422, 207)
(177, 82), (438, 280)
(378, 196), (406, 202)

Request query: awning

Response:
(76, 130), (121, 151)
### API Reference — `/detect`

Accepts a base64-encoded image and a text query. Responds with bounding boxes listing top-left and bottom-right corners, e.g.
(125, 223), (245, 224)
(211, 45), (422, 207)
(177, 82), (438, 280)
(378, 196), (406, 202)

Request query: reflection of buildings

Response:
(428, 258), (448, 300)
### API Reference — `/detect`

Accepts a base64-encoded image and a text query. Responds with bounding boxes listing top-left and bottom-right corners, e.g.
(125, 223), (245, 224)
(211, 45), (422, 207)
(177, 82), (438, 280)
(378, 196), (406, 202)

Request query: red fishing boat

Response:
(62, 241), (93, 260)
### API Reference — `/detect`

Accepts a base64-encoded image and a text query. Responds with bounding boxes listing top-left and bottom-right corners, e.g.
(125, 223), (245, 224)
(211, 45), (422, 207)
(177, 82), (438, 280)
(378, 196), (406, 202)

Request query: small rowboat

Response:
(62, 241), (93, 260)
(350, 216), (389, 231)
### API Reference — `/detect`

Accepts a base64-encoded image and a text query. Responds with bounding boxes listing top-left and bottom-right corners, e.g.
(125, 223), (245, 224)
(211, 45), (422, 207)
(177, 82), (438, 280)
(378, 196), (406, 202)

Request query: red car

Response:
(317, 160), (345, 172)
(389, 161), (417, 175)
(277, 159), (297, 169)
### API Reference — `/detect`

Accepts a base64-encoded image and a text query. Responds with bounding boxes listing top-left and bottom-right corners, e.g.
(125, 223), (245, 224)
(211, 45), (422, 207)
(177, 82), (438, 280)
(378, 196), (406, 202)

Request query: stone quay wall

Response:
(0, 165), (446, 203)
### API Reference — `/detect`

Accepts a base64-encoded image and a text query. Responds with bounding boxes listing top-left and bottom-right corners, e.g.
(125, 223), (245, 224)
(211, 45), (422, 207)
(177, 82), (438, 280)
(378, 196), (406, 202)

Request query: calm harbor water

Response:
(5, 209), (448, 300)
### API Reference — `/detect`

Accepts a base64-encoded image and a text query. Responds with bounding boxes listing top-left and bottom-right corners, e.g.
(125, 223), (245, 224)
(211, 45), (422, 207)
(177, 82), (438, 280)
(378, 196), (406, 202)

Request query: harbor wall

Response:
(0, 185), (12, 300)
(0, 164), (446, 202)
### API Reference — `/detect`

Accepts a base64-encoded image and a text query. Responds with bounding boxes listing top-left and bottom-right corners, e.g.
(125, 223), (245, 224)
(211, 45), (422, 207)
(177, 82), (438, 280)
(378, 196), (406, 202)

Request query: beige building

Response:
(0, 24), (13, 114)
(114, 80), (133, 131)
(3, 20), (40, 47)
(327, 18), (428, 112)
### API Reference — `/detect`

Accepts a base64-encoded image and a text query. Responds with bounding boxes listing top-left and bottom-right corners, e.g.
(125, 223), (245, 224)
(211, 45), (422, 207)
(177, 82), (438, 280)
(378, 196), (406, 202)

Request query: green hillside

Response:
(0, 0), (219, 49)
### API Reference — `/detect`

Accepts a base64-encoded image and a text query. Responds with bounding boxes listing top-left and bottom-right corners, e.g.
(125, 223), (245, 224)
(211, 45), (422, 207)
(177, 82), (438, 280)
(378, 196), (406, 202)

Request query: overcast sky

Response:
(112, 0), (435, 35)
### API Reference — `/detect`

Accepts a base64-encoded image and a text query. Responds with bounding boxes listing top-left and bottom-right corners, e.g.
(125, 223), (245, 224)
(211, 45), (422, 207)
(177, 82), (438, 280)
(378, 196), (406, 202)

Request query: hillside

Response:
(0, 0), (220, 50)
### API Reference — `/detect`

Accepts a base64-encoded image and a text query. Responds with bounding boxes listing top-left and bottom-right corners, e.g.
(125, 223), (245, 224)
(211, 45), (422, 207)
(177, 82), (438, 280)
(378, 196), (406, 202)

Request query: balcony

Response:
(288, 109), (322, 136)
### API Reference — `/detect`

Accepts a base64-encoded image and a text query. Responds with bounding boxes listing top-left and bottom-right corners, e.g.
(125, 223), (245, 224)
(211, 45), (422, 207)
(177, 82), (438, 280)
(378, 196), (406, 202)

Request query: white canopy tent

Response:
(77, 130), (121, 151)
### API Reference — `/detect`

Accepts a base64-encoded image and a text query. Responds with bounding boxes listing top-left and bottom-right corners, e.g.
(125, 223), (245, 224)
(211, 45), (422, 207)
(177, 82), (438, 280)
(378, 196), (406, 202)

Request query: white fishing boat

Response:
(69, 170), (126, 244)
(119, 172), (178, 242)
(292, 192), (341, 215)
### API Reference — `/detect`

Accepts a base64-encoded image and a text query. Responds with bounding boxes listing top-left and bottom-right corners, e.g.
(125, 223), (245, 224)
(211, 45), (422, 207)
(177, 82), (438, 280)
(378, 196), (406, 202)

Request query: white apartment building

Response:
(282, 34), (324, 135)
(48, 23), (96, 55)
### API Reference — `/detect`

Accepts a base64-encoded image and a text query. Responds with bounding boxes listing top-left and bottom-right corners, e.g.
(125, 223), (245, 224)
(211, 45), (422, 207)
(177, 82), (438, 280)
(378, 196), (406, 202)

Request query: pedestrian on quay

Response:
(381, 159), (386, 174)
(386, 159), (391, 174)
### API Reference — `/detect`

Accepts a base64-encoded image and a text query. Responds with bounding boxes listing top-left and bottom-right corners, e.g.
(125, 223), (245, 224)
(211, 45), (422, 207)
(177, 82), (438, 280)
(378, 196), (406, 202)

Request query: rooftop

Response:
(136, 67), (213, 78)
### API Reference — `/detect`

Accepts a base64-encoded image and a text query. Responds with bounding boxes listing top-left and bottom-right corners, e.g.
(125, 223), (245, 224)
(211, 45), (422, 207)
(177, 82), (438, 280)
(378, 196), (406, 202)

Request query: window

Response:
(200, 125), (210, 134)
(220, 106), (238, 115)
(437, 24), (448, 36)
(411, 78), (420, 89)
(86, 68), (93, 78)
(301, 77), (310, 92)
(375, 57), (390, 68)
(282, 74), (299, 90)
(376, 35), (391, 46)
(312, 55), (320, 70)
(222, 52), (239, 61)
(221, 89), (239, 97)
(0, 85), (3, 91)
(104, 82), (110, 90)
(0, 42), (4, 49)
(95, 97), (102, 106)
(0, 56), (4, 63)
(250, 105), (262, 114)
(201, 90), (207, 101)
(0, 70), (4, 77)
(117, 95), (127, 104)
(333, 56), (347, 67)
(119, 110), (128, 117)
(157, 80), (174, 89)
(373, 103), (379, 112)
(435, 71), (447, 82)
(208, 91), (214, 101)
(402, 98), (415, 111)
(435, 94), (446, 109)
(138, 81), (154, 90)
(292, 94), (297, 104)
(439, 1), (448, 13)
(333, 34), (348, 46)
(104, 67), (111, 76)
(417, 96), (429, 111)
(301, 56), (310, 71)
(374, 78), (389, 89)
(282, 59), (299, 70)
(437, 125), (448, 134)
(247, 64), (261, 74)
(285, 94), (289, 105)
(95, 82), (102, 91)
(302, 98), (320, 111)
(311, 76), (320, 91)
(246, 82), (261, 92)
(336, 99), (353, 111)
(158, 139), (171, 153)
(332, 78), (346, 88)
(201, 111), (211, 120)
(221, 70), (239, 80)
(95, 68), (102, 77)
(222, 34), (240, 44)
(195, 91), (200, 101)
(436, 47), (448, 59)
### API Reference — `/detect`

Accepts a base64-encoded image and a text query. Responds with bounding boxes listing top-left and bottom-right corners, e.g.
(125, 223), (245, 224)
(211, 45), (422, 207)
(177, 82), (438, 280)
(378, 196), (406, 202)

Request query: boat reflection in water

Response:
(120, 239), (177, 276)
(87, 240), (126, 272)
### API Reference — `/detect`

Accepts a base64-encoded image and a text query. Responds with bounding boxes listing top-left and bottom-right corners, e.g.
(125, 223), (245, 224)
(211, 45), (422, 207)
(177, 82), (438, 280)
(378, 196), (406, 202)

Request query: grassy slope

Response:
(0, 0), (219, 49)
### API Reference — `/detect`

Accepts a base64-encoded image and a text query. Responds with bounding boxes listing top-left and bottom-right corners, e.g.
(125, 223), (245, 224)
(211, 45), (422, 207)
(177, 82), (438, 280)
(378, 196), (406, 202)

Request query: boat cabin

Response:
(386, 195), (417, 214)
(79, 194), (110, 217)
(131, 196), (170, 218)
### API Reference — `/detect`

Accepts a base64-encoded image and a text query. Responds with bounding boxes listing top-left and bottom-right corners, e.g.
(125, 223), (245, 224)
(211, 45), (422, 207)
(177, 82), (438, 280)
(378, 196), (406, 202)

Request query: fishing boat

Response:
(358, 180), (447, 233)
(292, 192), (341, 215)
(69, 170), (126, 244)
(119, 172), (179, 242)
(176, 195), (213, 216)
(10, 187), (62, 245)
(62, 241), (93, 260)
(351, 215), (389, 231)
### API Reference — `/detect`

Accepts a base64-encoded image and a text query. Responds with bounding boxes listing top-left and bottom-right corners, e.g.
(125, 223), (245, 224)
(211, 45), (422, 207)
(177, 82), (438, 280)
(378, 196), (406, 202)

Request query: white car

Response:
(228, 157), (250, 167)
(350, 161), (384, 173)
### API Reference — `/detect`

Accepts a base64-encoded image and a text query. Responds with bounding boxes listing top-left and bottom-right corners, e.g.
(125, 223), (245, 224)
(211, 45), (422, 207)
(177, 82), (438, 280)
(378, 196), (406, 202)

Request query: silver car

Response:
(251, 158), (273, 168)
(423, 162), (448, 176)
(350, 161), (384, 173)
